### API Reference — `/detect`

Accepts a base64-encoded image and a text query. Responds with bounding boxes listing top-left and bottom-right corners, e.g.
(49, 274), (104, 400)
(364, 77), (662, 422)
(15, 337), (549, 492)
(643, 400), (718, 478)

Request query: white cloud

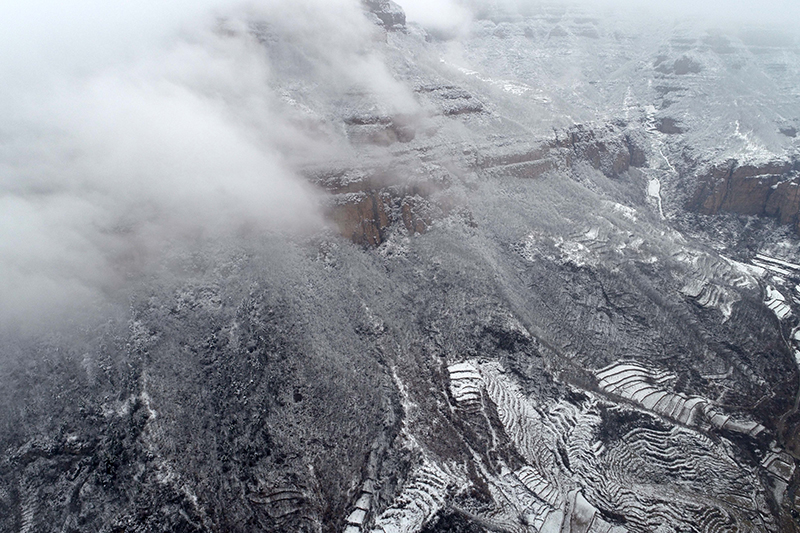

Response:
(0, 0), (412, 330)
(3, 0), (794, 330)
(400, 0), (472, 33)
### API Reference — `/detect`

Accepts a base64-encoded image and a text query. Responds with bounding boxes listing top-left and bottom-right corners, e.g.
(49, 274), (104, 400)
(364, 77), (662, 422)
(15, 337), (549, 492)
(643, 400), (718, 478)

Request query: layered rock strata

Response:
(688, 159), (800, 234)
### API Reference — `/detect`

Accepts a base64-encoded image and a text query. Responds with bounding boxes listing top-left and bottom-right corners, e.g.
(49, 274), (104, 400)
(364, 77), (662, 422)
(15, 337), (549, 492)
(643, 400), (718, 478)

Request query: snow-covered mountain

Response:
(2, 1), (800, 532)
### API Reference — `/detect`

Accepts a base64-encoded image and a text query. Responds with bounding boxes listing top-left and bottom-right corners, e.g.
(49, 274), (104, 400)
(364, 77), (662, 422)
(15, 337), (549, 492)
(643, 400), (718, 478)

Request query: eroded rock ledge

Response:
(688, 158), (800, 234)
(318, 124), (646, 247)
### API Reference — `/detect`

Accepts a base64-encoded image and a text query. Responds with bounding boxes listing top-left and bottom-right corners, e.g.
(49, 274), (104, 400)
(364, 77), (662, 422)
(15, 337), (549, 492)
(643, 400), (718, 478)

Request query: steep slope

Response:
(2, 2), (800, 533)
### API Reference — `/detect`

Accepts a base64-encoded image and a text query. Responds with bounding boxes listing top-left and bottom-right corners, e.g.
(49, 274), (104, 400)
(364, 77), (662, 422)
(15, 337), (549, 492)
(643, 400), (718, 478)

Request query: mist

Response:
(402, 0), (800, 33)
(2, 0), (796, 331)
(0, 0), (416, 331)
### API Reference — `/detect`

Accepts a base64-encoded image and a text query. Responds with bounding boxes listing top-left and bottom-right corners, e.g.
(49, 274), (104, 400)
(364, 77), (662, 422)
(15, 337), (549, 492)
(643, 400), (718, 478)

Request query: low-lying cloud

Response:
(400, 0), (473, 34)
(0, 0), (413, 330)
(3, 0), (794, 330)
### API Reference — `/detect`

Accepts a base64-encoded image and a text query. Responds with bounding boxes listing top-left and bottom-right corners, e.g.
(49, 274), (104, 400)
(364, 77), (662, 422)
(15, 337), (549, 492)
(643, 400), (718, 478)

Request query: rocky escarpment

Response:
(324, 178), (446, 247)
(321, 124), (646, 247)
(688, 159), (800, 234)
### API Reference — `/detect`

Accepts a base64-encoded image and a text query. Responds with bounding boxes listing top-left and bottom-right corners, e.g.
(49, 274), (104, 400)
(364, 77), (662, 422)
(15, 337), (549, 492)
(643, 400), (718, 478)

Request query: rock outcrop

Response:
(362, 0), (406, 29)
(688, 159), (800, 234)
(654, 55), (703, 75)
(320, 124), (646, 248)
(655, 117), (684, 134)
(312, 167), (445, 247)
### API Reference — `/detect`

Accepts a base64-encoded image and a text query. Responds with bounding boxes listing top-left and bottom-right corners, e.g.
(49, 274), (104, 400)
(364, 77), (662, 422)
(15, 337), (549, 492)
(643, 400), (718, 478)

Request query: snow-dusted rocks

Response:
(370, 461), (464, 533)
(362, 0), (405, 29)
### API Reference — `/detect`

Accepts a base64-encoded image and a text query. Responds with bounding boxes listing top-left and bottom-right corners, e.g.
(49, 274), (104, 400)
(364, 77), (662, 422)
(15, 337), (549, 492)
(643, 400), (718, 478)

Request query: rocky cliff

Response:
(688, 159), (800, 234)
(324, 124), (646, 247)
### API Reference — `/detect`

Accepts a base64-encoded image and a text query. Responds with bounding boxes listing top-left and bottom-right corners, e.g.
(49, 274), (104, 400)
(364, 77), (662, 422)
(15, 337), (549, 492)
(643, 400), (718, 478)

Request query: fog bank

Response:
(0, 0), (399, 330)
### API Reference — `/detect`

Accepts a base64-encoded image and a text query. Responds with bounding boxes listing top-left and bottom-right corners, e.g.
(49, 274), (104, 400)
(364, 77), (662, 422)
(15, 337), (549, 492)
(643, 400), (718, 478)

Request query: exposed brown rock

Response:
(688, 159), (800, 233)
(329, 191), (391, 247)
(475, 145), (552, 169)
(400, 197), (432, 235)
(320, 165), (449, 247)
(558, 125), (640, 178)
(324, 125), (645, 247)
(328, 189), (441, 246)
(766, 180), (800, 229)
(344, 114), (417, 146)
(478, 126), (644, 181)
(482, 159), (556, 180)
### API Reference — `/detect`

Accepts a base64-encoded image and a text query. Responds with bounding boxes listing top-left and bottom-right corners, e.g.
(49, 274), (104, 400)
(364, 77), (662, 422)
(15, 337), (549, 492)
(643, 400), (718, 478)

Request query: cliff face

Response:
(324, 125), (645, 247)
(328, 188), (436, 247)
(688, 160), (800, 233)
